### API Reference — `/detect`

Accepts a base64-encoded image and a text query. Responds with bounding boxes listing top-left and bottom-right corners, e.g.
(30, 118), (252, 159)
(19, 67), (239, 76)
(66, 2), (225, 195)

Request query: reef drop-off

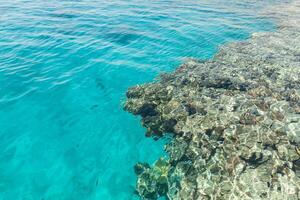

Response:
(124, 1), (300, 199)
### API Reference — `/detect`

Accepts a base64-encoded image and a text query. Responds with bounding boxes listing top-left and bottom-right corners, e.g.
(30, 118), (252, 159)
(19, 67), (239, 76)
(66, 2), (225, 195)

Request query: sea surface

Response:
(0, 0), (280, 199)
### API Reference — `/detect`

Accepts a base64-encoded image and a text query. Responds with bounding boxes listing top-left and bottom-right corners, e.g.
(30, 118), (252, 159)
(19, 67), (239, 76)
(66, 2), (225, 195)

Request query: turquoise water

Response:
(0, 0), (277, 199)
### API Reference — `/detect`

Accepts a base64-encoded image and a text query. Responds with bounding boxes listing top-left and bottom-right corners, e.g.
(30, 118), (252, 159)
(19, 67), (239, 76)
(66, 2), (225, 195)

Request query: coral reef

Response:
(134, 158), (171, 199)
(125, 1), (300, 199)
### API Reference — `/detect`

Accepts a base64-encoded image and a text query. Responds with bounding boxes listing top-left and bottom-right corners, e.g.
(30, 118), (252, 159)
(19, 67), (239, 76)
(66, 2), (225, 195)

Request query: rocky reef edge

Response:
(124, 1), (300, 199)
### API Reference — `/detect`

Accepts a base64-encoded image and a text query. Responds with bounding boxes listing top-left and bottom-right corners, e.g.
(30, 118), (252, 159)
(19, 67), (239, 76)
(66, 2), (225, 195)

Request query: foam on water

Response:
(0, 0), (280, 199)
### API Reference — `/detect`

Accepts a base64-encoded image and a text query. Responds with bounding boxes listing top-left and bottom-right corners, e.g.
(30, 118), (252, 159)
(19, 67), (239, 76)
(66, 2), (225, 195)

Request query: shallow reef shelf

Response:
(124, 1), (300, 199)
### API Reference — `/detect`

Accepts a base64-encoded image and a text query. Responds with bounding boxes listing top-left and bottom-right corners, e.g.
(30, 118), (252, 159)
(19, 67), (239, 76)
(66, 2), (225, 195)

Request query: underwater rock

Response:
(134, 158), (171, 199)
(125, 1), (300, 199)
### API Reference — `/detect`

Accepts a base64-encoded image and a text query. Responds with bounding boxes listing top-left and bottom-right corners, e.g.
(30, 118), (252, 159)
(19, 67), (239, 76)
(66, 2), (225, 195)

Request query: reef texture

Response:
(125, 1), (300, 200)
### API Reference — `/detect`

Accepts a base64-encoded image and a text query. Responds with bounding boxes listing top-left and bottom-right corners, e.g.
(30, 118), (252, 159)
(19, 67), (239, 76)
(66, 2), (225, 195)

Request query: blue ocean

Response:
(0, 0), (278, 199)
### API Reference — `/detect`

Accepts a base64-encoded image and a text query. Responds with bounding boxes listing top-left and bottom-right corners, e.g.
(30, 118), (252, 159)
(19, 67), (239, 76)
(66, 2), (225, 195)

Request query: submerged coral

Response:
(125, 1), (300, 199)
(134, 158), (171, 199)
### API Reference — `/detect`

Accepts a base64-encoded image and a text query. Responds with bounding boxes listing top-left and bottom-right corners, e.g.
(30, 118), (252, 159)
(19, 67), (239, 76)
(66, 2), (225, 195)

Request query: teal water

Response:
(0, 0), (278, 199)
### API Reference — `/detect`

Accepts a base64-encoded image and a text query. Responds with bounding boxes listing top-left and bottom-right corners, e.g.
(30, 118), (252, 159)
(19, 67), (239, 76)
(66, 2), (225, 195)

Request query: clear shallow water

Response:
(0, 0), (278, 199)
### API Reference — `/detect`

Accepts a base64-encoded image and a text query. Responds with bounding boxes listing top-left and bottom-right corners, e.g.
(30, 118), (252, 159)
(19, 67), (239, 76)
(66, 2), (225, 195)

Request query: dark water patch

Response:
(48, 12), (78, 19)
(104, 31), (141, 45)
(95, 78), (105, 90)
